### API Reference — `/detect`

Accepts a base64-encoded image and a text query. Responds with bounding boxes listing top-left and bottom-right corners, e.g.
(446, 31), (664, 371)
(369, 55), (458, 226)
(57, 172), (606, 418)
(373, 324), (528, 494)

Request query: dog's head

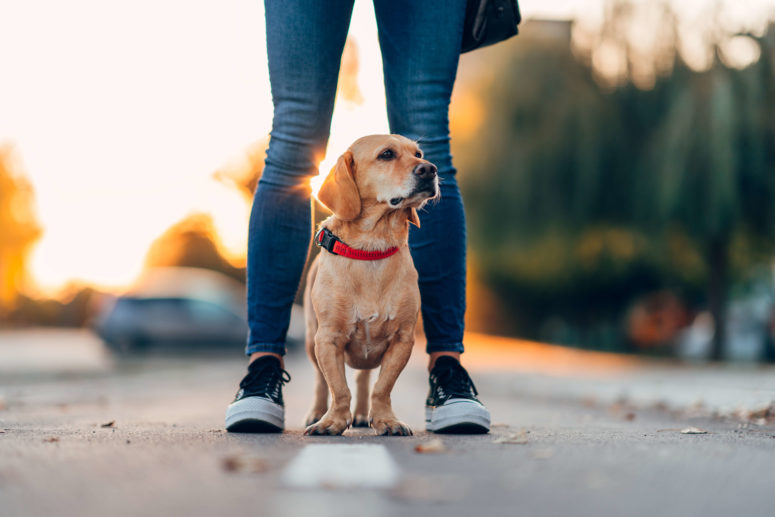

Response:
(317, 134), (439, 227)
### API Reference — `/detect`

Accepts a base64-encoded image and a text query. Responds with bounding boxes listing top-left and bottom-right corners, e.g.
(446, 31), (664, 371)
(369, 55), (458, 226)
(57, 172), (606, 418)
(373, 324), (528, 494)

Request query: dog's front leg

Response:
(369, 326), (414, 436)
(304, 327), (352, 436)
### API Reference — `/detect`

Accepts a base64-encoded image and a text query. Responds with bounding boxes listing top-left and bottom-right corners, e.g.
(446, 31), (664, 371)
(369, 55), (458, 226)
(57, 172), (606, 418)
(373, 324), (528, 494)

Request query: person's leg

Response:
(226, 0), (355, 433)
(247, 0), (355, 358)
(373, 0), (490, 433)
(373, 0), (467, 359)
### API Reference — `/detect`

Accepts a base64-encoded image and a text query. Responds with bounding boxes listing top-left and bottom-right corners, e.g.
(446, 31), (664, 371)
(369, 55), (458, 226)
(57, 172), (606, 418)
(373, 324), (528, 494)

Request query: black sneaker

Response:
(425, 356), (491, 434)
(225, 356), (291, 433)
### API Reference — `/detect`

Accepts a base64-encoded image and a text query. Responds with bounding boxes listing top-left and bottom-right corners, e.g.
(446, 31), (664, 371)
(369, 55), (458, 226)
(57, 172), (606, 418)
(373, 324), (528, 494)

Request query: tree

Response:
(144, 213), (244, 283)
(0, 144), (41, 318)
(452, 6), (775, 357)
(624, 27), (775, 359)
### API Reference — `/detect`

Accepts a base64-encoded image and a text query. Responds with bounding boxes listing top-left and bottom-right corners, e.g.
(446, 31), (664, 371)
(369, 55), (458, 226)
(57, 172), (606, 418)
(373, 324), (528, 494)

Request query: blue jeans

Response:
(246, 0), (468, 357)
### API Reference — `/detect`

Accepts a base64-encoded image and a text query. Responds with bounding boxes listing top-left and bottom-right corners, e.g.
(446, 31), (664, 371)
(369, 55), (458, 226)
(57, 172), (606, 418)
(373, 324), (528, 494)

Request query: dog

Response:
(303, 134), (439, 436)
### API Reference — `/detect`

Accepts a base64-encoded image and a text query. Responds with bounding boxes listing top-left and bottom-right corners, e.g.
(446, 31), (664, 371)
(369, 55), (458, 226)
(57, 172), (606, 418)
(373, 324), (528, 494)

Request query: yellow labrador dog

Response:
(303, 134), (439, 436)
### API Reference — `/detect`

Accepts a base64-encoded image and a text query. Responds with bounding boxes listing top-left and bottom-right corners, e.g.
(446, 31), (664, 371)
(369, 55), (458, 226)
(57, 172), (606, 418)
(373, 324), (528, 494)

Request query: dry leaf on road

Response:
(680, 427), (708, 434)
(493, 430), (529, 444)
(747, 404), (773, 422)
(100, 420), (116, 428)
(43, 437), (60, 443)
(414, 439), (446, 454)
(221, 455), (269, 474)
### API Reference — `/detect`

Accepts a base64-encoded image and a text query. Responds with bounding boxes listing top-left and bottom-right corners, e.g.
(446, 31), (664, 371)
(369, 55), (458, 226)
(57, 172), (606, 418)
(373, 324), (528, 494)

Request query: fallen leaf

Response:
(43, 437), (60, 443)
(746, 404), (773, 422)
(100, 420), (116, 428)
(624, 412), (636, 421)
(680, 427), (708, 434)
(414, 439), (446, 454)
(221, 455), (269, 474)
(493, 430), (528, 444)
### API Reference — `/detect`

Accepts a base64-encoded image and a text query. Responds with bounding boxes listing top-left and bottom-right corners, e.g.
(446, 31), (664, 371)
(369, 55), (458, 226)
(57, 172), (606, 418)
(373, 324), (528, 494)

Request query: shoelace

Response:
(433, 362), (478, 398)
(241, 362), (291, 398)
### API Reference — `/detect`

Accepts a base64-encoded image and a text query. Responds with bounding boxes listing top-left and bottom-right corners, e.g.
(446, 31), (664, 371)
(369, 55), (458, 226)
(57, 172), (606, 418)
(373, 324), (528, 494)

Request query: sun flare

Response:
(0, 0), (392, 295)
(311, 156), (338, 201)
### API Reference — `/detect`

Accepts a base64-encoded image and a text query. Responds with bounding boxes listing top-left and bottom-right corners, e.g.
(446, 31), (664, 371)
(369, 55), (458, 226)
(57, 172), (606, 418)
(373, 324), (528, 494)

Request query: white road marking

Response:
(282, 444), (399, 489)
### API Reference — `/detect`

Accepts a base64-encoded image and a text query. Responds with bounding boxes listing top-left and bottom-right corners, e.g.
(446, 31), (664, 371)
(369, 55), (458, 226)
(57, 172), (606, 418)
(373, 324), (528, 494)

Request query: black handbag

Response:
(461, 0), (521, 53)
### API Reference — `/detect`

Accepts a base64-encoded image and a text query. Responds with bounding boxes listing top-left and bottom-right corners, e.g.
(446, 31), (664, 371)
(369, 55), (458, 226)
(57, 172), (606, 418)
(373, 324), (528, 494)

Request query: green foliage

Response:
(455, 11), (775, 349)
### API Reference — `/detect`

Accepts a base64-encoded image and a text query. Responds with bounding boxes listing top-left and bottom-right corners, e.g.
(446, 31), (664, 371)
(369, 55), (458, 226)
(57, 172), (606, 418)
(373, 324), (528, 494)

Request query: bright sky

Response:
(0, 0), (772, 294)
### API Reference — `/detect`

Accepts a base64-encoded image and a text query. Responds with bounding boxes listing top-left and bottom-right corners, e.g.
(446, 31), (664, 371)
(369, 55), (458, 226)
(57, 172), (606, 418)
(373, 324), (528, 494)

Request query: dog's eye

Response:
(378, 149), (395, 160)
(415, 151), (422, 158)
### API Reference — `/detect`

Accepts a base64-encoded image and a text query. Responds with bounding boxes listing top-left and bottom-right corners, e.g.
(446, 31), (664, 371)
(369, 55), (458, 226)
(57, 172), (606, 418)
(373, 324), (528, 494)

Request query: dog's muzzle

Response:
(410, 162), (439, 198)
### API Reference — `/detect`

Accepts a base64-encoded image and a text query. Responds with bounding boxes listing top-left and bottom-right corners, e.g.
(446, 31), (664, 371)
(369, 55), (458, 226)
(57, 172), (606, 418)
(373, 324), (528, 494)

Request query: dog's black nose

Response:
(413, 163), (437, 178)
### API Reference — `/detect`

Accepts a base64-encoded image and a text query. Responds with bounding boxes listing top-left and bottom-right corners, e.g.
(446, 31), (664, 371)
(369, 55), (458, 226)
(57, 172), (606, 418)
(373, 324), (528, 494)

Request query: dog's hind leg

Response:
(352, 369), (371, 427)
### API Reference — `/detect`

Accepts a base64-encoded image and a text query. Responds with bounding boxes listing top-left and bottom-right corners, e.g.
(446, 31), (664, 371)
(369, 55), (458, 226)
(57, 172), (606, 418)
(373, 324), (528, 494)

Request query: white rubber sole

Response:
(425, 398), (491, 434)
(225, 396), (285, 433)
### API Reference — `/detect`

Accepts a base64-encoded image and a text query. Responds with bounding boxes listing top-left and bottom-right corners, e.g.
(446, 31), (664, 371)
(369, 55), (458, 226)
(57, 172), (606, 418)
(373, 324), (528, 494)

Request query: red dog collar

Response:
(315, 227), (400, 260)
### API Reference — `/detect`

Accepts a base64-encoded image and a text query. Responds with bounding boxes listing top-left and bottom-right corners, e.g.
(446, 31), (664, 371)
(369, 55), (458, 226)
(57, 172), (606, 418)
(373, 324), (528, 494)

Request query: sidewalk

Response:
(2, 328), (774, 418)
(457, 332), (775, 419)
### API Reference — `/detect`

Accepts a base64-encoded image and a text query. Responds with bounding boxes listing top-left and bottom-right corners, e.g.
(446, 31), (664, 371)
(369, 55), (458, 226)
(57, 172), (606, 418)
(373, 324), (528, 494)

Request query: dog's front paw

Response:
(371, 417), (412, 436)
(304, 408), (327, 427)
(304, 410), (352, 436)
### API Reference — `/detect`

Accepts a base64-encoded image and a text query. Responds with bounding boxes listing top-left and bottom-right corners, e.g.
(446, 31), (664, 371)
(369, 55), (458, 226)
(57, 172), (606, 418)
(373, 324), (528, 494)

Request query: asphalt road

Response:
(1, 330), (774, 517)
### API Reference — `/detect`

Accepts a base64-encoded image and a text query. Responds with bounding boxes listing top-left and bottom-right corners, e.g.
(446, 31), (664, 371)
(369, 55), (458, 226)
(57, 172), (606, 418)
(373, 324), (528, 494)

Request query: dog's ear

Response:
(317, 151), (361, 221)
(406, 207), (421, 228)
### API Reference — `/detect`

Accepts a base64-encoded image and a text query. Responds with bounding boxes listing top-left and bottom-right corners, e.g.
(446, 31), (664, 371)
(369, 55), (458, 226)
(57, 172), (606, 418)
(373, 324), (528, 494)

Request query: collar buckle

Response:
(314, 227), (339, 255)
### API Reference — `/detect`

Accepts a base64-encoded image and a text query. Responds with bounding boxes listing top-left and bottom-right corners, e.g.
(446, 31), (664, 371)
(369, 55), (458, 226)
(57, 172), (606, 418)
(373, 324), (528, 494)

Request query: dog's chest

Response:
(343, 306), (399, 369)
(314, 252), (419, 369)
(354, 317), (393, 349)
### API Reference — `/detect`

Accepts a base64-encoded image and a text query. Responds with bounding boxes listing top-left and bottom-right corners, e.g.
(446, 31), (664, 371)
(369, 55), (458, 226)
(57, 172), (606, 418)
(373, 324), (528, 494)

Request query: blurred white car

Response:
(93, 267), (249, 353)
